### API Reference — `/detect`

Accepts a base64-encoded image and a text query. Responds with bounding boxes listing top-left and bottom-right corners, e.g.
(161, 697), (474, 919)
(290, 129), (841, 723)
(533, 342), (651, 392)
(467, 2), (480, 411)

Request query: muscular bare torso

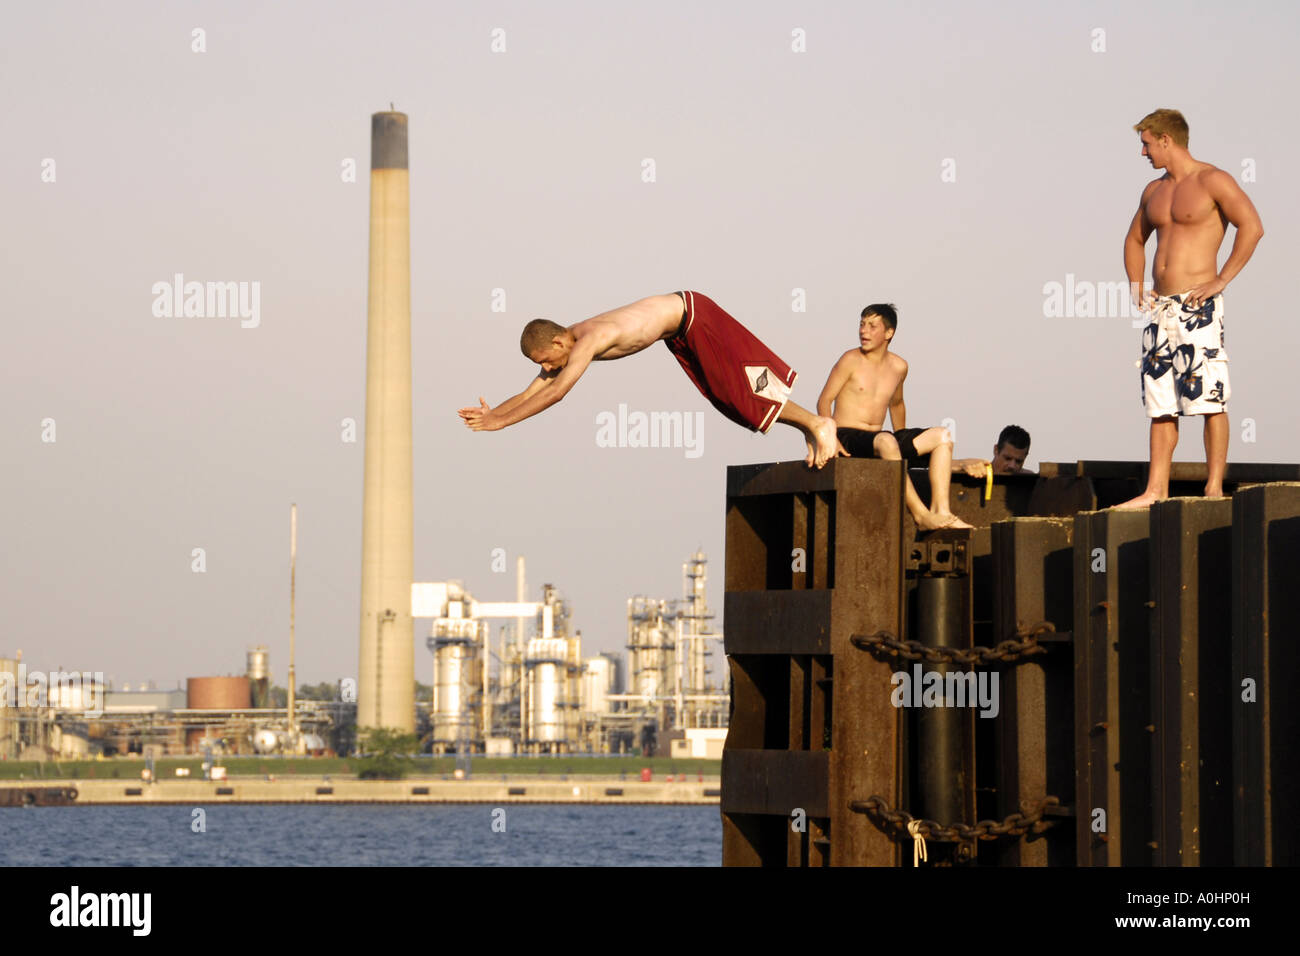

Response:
(830, 350), (907, 430)
(568, 293), (685, 360)
(1143, 164), (1228, 294)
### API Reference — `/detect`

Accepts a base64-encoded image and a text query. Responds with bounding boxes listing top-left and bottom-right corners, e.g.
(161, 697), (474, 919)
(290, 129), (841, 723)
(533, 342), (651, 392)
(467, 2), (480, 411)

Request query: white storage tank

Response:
(252, 729), (282, 754)
(433, 638), (476, 743)
(430, 618), (484, 747)
(527, 638), (568, 743)
(581, 656), (612, 713)
(246, 646), (270, 681)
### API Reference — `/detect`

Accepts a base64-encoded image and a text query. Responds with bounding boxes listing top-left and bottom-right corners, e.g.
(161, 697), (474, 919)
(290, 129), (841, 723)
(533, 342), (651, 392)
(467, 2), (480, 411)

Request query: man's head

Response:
(520, 319), (574, 372)
(992, 424), (1030, 474)
(859, 303), (897, 352)
(1134, 109), (1189, 169)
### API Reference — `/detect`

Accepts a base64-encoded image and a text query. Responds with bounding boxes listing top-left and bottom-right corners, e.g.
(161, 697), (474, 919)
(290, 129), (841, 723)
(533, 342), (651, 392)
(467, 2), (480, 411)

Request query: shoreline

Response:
(0, 775), (721, 807)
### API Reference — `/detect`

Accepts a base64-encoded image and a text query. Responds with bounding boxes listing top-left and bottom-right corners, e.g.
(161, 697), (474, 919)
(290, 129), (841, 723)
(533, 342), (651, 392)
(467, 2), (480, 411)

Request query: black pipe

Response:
(916, 575), (965, 824)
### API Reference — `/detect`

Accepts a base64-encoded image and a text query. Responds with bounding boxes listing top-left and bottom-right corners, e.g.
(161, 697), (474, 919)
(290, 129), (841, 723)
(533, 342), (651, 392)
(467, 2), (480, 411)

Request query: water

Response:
(0, 804), (722, 866)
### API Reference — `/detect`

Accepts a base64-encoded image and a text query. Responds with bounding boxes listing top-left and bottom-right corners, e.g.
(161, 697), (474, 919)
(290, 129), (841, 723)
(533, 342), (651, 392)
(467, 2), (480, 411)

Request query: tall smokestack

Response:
(358, 111), (415, 734)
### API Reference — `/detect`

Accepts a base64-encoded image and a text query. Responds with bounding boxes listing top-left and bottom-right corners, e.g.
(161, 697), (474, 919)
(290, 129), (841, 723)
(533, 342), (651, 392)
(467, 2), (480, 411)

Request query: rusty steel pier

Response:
(720, 459), (1300, 866)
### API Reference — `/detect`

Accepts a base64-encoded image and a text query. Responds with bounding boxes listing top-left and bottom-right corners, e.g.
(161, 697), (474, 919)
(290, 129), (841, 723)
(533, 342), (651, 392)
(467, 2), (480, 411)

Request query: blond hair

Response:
(1134, 108), (1189, 148)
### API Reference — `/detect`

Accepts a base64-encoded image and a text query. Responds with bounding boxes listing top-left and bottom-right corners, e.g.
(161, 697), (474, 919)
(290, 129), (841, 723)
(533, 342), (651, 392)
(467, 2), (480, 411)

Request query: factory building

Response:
(416, 552), (728, 756)
(616, 551), (730, 754)
(0, 653), (106, 760)
(0, 648), (348, 759)
(419, 576), (596, 755)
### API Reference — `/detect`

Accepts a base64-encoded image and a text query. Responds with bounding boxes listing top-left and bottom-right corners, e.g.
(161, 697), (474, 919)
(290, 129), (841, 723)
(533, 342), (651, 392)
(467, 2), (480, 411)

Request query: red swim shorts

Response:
(665, 291), (797, 433)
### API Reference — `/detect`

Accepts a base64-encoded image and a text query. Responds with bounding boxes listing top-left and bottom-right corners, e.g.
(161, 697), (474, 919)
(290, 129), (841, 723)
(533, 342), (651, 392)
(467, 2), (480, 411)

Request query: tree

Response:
(296, 682), (336, 702)
(353, 727), (418, 780)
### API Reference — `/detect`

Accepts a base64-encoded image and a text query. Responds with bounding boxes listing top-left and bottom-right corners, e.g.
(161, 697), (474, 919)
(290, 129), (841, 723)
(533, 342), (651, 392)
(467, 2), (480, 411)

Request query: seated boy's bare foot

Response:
(914, 512), (945, 531)
(1113, 491), (1162, 510)
(916, 511), (972, 531)
(937, 511), (973, 530)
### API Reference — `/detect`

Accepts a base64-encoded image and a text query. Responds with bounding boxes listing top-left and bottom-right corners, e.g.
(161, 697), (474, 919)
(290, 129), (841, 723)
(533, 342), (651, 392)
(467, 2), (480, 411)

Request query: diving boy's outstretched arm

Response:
(459, 372), (549, 428)
(459, 338), (599, 431)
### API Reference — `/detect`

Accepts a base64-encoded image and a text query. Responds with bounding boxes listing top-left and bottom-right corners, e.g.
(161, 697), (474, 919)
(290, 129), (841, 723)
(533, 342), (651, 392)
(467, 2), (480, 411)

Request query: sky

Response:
(3, 0), (1296, 690)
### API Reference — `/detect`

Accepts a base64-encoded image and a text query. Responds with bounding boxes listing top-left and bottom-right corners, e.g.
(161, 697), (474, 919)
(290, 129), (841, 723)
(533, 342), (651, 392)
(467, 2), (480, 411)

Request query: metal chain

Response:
(850, 795), (1062, 842)
(850, 621), (1057, 665)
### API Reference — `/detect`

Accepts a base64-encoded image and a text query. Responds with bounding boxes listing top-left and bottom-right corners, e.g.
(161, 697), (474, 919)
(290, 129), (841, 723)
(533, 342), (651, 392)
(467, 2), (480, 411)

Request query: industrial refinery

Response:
(421, 552), (729, 757)
(0, 552), (728, 762)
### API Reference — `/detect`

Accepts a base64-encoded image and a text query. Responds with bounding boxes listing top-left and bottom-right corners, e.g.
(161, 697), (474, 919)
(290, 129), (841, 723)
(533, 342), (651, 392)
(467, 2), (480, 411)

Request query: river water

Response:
(0, 804), (722, 866)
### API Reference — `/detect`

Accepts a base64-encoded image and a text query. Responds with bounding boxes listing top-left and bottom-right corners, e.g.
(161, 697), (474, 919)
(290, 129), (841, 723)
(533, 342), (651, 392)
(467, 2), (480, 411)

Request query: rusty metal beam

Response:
(721, 813), (786, 867)
(1231, 482), (1300, 865)
(723, 591), (830, 654)
(1027, 477), (1096, 517)
(723, 458), (906, 866)
(1073, 509), (1152, 866)
(1071, 461), (1300, 482)
(724, 655), (772, 750)
(992, 517), (1075, 866)
(789, 655), (809, 752)
(727, 461), (838, 497)
(721, 749), (829, 818)
(828, 459), (907, 866)
(1149, 498), (1233, 866)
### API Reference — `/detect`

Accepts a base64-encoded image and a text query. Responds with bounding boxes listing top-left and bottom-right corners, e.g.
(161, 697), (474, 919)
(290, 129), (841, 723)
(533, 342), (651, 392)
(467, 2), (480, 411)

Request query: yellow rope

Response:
(907, 819), (928, 866)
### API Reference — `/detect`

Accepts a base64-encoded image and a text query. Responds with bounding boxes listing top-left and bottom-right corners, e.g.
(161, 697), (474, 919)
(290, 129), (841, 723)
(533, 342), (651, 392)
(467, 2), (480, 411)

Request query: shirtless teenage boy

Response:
(817, 304), (973, 530)
(1117, 108), (1264, 508)
(458, 291), (845, 468)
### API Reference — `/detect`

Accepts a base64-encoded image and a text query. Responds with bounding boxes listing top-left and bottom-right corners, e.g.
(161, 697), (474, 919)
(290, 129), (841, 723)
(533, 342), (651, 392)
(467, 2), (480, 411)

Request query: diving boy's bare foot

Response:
(807, 416), (842, 469)
(1204, 484), (1225, 498)
(1113, 491), (1163, 510)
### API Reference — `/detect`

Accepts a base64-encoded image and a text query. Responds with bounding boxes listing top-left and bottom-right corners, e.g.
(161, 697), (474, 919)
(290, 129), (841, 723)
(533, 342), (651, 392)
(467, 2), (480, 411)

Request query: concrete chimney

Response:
(357, 111), (415, 733)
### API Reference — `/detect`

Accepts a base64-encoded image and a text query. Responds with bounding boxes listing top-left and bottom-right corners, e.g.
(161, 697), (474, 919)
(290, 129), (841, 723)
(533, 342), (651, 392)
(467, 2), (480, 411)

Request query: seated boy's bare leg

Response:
(872, 433), (948, 529)
(910, 426), (974, 530)
(778, 402), (847, 469)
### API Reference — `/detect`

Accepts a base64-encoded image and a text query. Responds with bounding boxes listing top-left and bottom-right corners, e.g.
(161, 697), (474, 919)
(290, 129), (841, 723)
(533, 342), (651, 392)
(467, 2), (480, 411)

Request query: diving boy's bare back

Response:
(459, 292), (844, 468)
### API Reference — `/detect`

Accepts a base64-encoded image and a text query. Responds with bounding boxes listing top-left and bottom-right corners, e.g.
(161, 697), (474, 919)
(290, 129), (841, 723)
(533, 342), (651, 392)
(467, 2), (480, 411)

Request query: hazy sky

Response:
(4, 1), (1296, 689)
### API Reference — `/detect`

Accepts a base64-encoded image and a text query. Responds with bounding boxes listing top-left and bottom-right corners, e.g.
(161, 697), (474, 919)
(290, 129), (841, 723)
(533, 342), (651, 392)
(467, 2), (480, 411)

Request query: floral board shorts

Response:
(1140, 292), (1230, 417)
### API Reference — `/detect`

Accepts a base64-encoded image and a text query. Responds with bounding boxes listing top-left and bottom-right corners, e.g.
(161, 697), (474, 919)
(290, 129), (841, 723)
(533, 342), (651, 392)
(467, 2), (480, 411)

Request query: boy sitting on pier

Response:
(817, 303), (973, 531)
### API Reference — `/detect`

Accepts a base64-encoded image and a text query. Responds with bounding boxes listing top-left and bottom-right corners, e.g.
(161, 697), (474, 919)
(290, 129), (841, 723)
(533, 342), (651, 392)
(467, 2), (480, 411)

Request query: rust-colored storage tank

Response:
(186, 676), (251, 710)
